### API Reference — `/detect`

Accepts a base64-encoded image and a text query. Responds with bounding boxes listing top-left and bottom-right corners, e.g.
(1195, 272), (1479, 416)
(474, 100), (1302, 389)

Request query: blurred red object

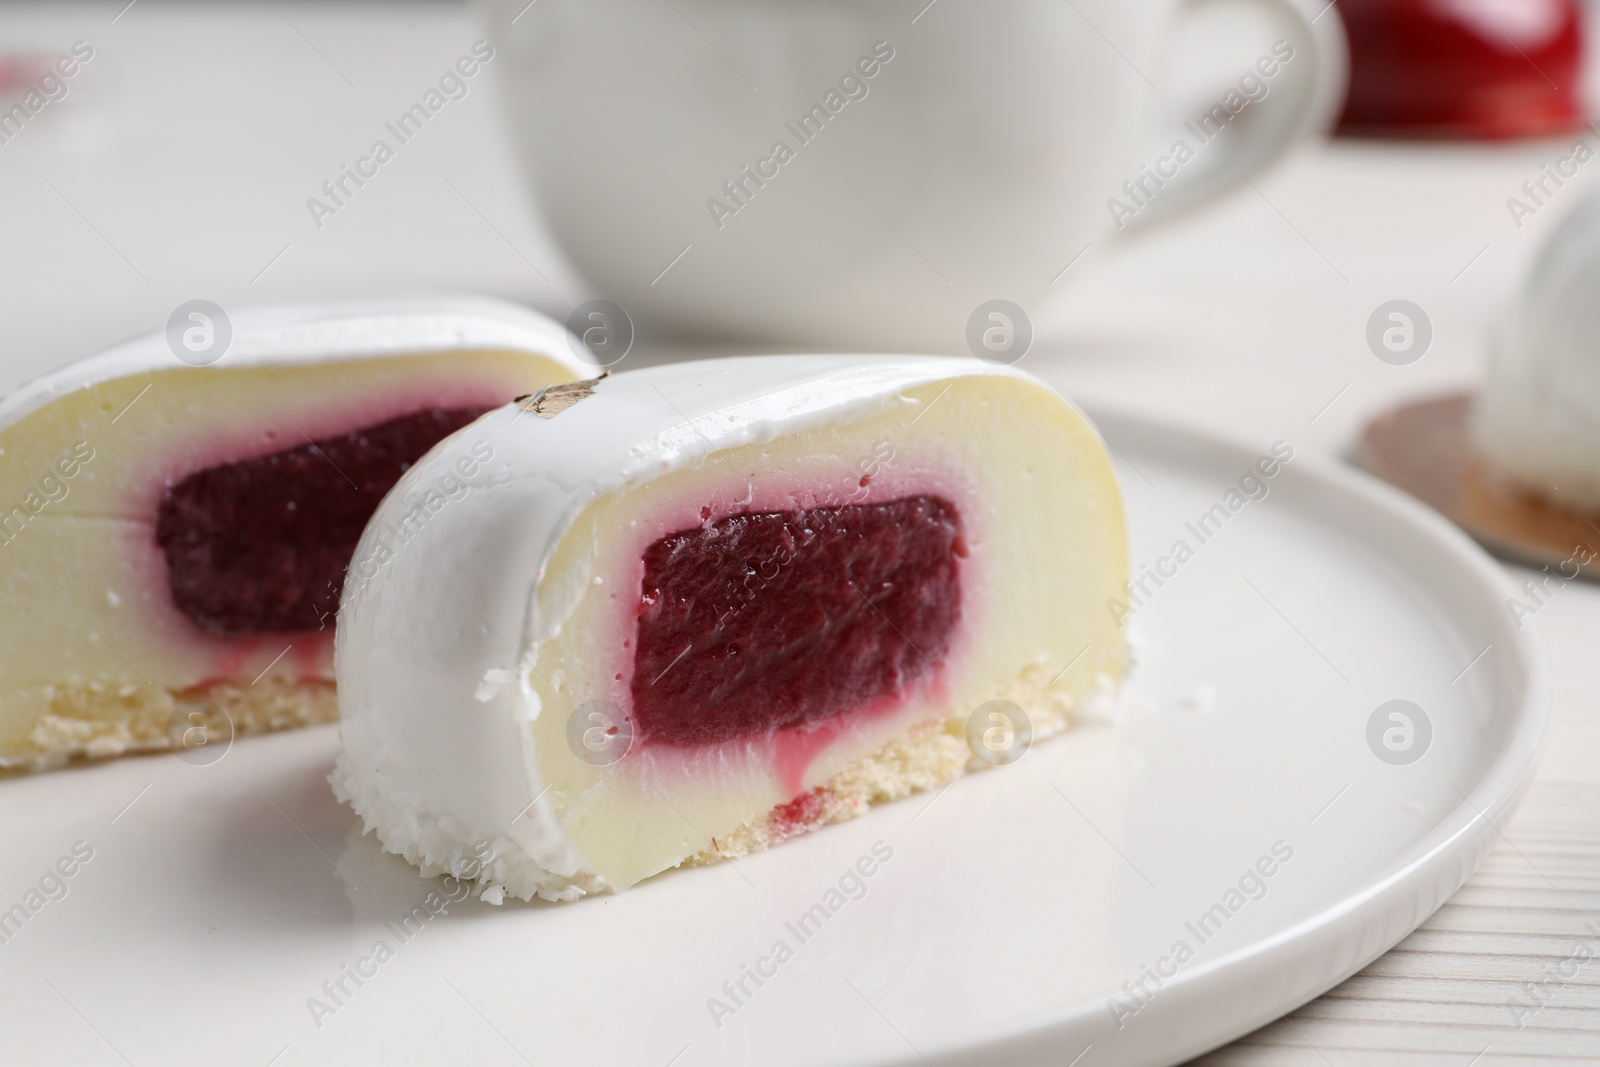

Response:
(0, 54), (54, 94)
(1336, 0), (1585, 139)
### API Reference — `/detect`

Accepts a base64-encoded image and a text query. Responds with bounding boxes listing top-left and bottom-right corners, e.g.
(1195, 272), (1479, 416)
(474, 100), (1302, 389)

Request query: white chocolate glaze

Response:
(0, 294), (585, 434)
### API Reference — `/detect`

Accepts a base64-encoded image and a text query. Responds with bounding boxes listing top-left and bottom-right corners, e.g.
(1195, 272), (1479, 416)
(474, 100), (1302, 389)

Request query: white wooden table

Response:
(2, 3), (1597, 1063)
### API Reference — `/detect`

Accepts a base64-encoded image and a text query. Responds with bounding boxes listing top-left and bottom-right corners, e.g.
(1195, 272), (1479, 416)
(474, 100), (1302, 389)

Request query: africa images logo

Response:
(1106, 41), (1296, 229)
(705, 41), (895, 231)
(305, 42), (495, 229)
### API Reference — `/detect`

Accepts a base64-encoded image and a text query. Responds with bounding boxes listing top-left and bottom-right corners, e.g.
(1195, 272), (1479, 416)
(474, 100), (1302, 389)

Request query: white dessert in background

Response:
(1479, 192), (1600, 512)
(0, 298), (585, 769)
(334, 355), (1128, 901)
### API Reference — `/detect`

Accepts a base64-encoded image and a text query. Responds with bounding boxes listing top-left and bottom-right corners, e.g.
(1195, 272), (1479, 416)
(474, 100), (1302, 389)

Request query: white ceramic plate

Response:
(0, 404), (1546, 1067)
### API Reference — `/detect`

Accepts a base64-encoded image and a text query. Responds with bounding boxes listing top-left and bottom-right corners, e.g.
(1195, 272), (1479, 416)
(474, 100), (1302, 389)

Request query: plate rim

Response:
(913, 399), (1551, 1067)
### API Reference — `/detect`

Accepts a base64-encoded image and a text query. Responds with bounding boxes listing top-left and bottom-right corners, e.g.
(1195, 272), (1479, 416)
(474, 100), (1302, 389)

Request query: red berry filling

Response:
(771, 788), (831, 837)
(631, 495), (963, 747)
(156, 407), (490, 636)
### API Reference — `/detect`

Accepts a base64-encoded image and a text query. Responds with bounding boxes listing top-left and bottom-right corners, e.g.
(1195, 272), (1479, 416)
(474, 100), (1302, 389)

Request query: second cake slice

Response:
(0, 298), (586, 768)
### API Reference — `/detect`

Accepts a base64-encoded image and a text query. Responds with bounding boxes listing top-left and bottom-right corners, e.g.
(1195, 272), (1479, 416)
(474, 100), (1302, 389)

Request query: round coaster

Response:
(1361, 392), (1600, 579)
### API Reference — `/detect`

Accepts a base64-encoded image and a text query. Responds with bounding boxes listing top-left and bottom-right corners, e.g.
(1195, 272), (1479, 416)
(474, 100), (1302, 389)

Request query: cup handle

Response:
(1117, 0), (1348, 231)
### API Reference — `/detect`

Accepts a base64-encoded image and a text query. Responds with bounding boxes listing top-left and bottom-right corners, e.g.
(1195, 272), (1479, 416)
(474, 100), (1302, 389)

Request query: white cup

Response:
(488, 0), (1346, 351)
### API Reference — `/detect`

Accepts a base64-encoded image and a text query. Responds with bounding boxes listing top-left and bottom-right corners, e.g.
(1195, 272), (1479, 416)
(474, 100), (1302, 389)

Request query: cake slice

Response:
(335, 356), (1128, 900)
(0, 298), (586, 768)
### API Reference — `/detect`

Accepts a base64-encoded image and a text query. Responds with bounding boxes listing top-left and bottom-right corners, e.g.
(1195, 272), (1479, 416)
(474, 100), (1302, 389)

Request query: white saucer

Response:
(0, 404), (1546, 1067)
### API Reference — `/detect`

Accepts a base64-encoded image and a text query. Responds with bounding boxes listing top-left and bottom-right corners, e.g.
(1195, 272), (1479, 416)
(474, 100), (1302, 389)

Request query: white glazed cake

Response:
(333, 355), (1128, 900)
(0, 298), (586, 768)
(1478, 194), (1600, 512)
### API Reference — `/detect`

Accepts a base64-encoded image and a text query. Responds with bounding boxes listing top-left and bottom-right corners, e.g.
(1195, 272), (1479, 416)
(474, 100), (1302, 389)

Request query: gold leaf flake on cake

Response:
(518, 373), (608, 419)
